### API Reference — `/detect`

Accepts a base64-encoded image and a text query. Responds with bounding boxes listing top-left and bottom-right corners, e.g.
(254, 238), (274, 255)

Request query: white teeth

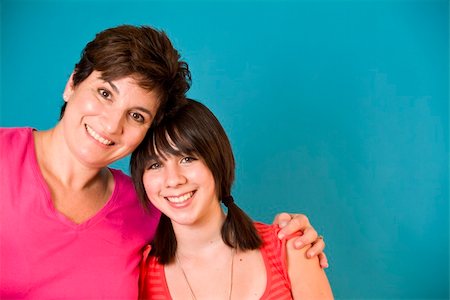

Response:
(85, 125), (114, 145)
(166, 192), (194, 203)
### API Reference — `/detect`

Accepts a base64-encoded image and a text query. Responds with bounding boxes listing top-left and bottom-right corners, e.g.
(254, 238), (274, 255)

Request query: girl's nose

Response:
(165, 165), (187, 188)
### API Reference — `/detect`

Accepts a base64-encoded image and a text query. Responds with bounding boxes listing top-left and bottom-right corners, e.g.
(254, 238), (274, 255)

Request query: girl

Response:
(132, 99), (333, 299)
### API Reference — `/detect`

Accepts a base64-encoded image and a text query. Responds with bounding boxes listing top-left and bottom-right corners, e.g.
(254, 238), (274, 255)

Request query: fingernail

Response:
(308, 251), (314, 258)
(295, 240), (304, 248)
(278, 232), (285, 239)
(279, 221), (288, 228)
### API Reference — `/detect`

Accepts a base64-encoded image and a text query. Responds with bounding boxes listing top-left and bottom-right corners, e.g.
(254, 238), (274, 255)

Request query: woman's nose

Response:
(101, 109), (125, 135)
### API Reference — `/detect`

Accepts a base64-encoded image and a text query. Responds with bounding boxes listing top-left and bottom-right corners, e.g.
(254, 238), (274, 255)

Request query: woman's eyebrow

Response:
(106, 81), (119, 94)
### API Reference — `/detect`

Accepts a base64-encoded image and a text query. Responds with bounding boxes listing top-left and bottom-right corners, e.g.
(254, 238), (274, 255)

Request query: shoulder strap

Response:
(138, 245), (152, 299)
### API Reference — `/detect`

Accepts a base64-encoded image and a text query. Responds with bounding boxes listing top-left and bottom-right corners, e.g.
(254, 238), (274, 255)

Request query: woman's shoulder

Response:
(108, 168), (131, 183)
(0, 127), (34, 141)
(105, 167), (159, 219)
(107, 168), (135, 198)
(0, 127), (35, 161)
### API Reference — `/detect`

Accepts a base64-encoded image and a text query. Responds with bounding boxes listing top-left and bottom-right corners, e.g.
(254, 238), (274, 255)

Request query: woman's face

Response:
(61, 71), (159, 168)
(142, 152), (221, 227)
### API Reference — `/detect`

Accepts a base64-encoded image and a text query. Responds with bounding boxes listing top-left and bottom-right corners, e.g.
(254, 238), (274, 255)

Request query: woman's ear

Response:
(62, 72), (75, 102)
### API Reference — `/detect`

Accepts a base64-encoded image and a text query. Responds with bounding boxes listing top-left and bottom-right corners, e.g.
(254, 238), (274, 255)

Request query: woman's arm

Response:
(286, 238), (333, 299)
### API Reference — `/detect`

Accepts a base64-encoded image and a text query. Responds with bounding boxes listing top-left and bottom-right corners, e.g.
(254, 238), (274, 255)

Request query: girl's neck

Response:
(172, 208), (228, 257)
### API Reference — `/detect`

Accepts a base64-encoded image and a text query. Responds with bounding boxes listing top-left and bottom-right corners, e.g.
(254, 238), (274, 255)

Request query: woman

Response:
(0, 25), (326, 299)
(132, 99), (333, 299)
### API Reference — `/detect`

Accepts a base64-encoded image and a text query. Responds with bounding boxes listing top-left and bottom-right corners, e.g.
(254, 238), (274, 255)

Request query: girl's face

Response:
(142, 152), (222, 227)
(61, 71), (159, 168)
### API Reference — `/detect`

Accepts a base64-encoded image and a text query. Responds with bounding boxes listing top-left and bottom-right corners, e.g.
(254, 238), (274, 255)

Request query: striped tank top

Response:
(139, 222), (293, 299)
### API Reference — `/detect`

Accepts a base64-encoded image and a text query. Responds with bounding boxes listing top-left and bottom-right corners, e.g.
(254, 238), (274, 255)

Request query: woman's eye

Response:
(130, 112), (145, 123)
(98, 89), (111, 99)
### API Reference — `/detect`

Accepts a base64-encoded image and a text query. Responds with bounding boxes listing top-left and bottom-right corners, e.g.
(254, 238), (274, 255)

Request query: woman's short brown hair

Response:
(61, 24), (191, 123)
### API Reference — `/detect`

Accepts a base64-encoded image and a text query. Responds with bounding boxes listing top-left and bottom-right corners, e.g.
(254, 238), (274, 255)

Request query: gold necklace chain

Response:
(175, 249), (235, 300)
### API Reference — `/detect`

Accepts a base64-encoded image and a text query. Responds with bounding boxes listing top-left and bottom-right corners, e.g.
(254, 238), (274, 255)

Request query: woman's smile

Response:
(85, 124), (115, 146)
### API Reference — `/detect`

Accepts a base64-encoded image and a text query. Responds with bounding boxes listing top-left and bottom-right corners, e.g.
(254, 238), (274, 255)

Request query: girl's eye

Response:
(180, 157), (197, 164)
(98, 88), (111, 99)
(130, 112), (145, 123)
(148, 162), (162, 170)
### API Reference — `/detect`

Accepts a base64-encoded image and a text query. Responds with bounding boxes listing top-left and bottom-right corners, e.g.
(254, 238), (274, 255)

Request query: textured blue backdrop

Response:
(1, 0), (448, 298)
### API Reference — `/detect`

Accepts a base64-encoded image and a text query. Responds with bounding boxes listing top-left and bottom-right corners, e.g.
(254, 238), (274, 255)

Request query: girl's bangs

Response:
(148, 123), (196, 161)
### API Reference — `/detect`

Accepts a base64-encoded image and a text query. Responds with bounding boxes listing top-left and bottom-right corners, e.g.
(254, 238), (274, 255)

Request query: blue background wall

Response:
(1, 0), (448, 298)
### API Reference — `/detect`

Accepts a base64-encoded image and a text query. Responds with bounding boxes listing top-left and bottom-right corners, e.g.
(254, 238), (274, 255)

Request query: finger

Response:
(272, 212), (292, 228)
(291, 225), (318, 248)
(318, 253), (329, 269)
(278, 214), (310, 240)
(306, 237), (325, 258)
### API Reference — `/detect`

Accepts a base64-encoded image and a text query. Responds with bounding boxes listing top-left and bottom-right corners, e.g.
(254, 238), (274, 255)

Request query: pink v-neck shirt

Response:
(0, 127), (161, 299)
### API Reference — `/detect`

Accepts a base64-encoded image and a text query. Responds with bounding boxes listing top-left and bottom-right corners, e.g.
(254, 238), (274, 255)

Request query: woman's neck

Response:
(33, 127), (114, 224)
(34, 126), (107, 190)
